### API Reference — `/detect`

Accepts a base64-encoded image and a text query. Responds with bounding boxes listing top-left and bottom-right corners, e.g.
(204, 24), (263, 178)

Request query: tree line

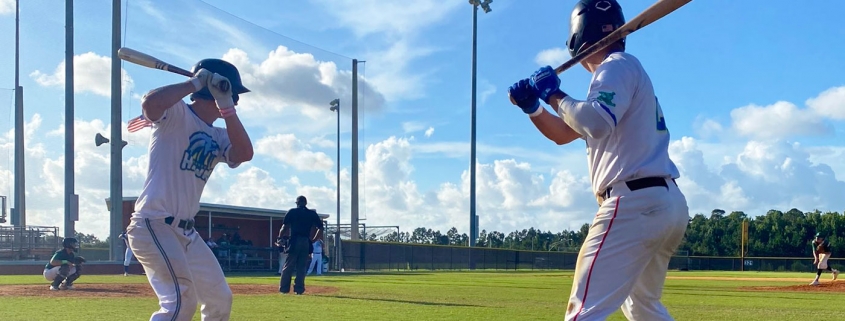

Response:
(363, 208), (845, 258)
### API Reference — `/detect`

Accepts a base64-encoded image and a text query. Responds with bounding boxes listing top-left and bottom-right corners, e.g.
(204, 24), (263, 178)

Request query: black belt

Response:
(165, 217), (195, 230)
(602, 177), (676, 200)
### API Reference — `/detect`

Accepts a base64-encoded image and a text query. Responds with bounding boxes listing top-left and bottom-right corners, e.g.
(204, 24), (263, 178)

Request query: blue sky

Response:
(0, 0), (844, 239)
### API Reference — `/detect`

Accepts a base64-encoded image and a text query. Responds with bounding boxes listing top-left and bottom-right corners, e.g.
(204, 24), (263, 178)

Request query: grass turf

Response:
(0, 270), (840, 320)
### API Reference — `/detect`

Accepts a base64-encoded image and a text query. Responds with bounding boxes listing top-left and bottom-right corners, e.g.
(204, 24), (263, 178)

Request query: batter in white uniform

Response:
(126, 58), (254, 321)
(507, 1), (689, 320)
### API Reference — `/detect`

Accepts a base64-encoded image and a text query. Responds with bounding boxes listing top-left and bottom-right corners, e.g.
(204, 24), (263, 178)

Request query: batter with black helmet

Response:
(277, 195), (324, 295)
(43, 237), (84, 290)
(507, 0), (689, 319)
(125, 58), (254, 321)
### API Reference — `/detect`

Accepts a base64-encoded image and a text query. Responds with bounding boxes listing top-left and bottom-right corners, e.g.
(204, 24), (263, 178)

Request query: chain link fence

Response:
(338, 240), (843, 272)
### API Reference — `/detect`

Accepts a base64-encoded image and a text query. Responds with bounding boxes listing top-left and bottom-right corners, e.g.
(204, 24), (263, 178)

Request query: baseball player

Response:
(119, 230), (135, 276)
(507, 0), (689, 319)
(125, 58), (253, 321)
(277, 196), (324, 295)
(811, 232), (839, 285)
(43, 238), (83, 290)
(307, 239), (324, 275)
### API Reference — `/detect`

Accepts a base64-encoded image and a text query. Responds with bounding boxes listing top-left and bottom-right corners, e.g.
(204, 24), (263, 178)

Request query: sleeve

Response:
(585, 59), (636, 128)
(217, 128), (242, 169)
(49, 251), (61, 263)
(313, 210), (324, 229)
(151, 100), (188, 133)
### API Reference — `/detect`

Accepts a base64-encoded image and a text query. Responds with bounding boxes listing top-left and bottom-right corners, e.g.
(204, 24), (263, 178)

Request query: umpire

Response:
(277, 195), (324, 295)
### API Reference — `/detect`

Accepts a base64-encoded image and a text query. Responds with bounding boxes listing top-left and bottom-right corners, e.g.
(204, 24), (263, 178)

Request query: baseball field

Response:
(1, 270), (842, 320)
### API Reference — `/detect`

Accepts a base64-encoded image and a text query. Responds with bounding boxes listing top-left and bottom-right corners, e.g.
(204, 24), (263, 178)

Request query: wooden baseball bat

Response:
(118, 47), (194, 77)
(509, 0), (692, 105)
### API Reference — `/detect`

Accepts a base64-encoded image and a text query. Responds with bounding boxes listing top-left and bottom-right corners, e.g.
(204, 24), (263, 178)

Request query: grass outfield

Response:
(1, 270), (841, 320)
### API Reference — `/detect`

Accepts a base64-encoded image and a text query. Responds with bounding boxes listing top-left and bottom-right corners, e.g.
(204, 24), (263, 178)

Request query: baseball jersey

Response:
(313, 240), (323, 255)
(570, 51), (680, 196)
(814, 240), (832, 254)
(133, 101), (241, 221)
(45, 249), (75, 269)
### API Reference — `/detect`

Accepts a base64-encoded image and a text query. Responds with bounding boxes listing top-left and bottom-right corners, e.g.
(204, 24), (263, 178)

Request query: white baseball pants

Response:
(124, 245), (135, 266)
(127, 217), (232, 321)
(43, 265), (77, 281)
(565, 178), (689, 321)
(307, 253), (323, 275)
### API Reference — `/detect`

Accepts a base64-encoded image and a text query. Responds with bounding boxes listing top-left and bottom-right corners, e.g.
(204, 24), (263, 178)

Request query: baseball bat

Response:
(509, 0), (692, 105)
(118, 47), (194, 77)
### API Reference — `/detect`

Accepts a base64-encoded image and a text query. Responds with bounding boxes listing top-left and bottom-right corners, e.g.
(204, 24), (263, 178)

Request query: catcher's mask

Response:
(62, 237), (80, 252)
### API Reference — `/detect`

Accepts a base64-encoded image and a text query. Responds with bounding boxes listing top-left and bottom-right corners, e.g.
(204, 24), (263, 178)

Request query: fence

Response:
(0, 225), (60, 261)
(339, 240), (843, 273)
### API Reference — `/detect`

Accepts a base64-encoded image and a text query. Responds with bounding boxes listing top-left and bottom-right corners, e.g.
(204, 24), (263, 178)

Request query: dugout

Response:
(112, 197), (330, 273)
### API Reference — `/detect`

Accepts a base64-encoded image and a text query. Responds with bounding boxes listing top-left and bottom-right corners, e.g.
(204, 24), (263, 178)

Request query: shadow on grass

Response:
(324, 294), (484, 307)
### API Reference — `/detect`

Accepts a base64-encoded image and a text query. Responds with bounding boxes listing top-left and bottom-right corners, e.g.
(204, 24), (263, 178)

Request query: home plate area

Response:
(0, 283), (338, 297)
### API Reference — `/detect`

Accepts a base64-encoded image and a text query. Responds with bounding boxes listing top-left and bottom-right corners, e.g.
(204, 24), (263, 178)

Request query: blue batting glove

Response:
(508, 79), (541, 115)
(529, 66), (565, 104)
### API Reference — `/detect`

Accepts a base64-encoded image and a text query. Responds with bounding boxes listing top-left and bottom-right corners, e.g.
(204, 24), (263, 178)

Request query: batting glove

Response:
(529, 66), (565, 105)
(191, 68), (213, 92)
(207, 73), (236, 118)
(508, 79), (542, 117)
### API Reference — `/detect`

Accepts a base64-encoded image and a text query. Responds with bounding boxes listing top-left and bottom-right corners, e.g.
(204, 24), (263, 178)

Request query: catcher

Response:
(43, 238), (85, 290)
(811, 232), (839, 285)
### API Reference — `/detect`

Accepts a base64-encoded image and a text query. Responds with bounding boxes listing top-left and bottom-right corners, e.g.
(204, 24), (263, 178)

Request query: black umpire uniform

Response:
(278, 195), (324, 295)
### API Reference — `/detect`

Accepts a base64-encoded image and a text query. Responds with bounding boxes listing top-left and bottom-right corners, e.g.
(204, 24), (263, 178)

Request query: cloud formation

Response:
(30, 52), (135, 97)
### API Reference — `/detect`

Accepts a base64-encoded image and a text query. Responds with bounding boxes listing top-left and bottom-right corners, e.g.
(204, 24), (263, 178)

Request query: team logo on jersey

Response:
(597, 91), (616, 107)
(180, 131), (220, 181)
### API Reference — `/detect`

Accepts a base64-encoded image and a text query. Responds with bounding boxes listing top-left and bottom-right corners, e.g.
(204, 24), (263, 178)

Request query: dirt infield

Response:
(743, 281), (845, 293)
(667, 276), (812, 282)
(0, 283), (338, 298)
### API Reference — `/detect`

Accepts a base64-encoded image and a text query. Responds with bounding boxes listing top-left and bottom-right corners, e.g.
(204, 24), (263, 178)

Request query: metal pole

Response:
(64, 0), (75, 238)
(336, 100), (342, 271)
(351, 59), (359, 241)
(14, 0), (26, 229)
(469, 2), (478, 270)
(109, 0), (123, 261)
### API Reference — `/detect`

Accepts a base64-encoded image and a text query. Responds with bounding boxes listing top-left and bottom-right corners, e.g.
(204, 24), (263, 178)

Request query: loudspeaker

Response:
(95, 133), (110, 146)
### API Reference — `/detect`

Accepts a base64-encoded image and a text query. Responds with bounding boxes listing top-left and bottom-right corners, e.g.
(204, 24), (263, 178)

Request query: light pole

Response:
(330, 98), (342, 271)
(468, 0), (491, 268)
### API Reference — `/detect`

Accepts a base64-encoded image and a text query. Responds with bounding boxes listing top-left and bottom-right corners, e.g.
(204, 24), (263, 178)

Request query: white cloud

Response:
(730, 101), (832, 140)
(807, 86), (845, 120)
(670, 137), (845, 217)
(312, 0), (460, 101)
(424, 127), (434, 138)
(30, 52), (135, 97)
(402, 121), (426, 134)
(255, 133), (334, 172)
(312, 0), (460, 38)
(135, 0), (166, 22)
(535, 47), (569, 67)
(479, 80), (497, 105)
(0, 0), (12, 15)
(220, 46), (385, 133)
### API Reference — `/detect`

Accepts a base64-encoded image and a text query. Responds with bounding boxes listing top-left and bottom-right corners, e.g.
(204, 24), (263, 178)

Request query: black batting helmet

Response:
(566, 0), (626, 58)
(62, 237), (79, 251)
(190, 59), (251, 105)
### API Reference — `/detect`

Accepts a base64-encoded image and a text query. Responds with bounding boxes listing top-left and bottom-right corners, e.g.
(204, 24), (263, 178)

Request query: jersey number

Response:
(655, 97), (668, 132)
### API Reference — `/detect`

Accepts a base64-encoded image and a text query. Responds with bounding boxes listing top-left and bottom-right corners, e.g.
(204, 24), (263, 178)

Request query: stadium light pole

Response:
(468, 0), (491, 268)
(330, 98), (342, 271)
